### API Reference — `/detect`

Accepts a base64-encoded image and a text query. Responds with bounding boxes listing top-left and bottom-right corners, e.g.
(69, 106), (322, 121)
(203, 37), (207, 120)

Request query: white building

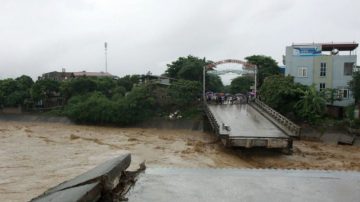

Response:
(284, 42), (358, 107)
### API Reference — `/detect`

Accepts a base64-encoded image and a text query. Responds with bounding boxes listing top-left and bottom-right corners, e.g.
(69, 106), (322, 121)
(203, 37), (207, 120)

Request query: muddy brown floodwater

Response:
(0, 121), (360, 201)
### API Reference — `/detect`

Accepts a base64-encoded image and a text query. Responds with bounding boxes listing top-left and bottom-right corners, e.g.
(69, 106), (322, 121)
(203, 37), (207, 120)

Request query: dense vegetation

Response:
(259, 74), (360, 125)
(64, 84), (157, 125)
(0, 54), (359, 126)
(230, 76), (254, 94)
(0, 56), (206, 125)
(245, 55), (280, 87)
(259, 75), (305, 115)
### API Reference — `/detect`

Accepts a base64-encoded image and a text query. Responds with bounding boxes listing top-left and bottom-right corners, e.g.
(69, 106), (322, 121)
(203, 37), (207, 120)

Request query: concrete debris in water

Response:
(31, 154), (145, 202)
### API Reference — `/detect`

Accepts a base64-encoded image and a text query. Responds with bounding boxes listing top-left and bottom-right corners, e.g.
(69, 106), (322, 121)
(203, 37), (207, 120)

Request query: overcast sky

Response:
(1, 0), (359, 80)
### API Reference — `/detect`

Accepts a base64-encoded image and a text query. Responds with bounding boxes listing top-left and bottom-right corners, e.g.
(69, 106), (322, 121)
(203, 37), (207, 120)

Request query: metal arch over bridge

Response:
(208, 69), (253, 76)
(206, 59), (256, 69)
(202, 59), (257, 101)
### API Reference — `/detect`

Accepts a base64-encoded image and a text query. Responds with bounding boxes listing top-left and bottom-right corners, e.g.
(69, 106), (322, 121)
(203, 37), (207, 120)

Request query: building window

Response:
(298, 67), (307, 77)
(319, 83), (326, 91)
(320, 62), (326, 77)
(338, 88), (350, 99)
(344, 63), (354, 76)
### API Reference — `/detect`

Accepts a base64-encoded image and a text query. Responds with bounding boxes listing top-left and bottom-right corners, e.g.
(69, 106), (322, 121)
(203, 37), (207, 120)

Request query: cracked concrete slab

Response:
(31, 154), (131, 202)
(31, 182), (101, 202)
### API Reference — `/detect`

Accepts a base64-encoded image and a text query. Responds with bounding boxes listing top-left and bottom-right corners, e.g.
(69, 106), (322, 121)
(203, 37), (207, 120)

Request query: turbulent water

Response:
(0, 121), (360, 201)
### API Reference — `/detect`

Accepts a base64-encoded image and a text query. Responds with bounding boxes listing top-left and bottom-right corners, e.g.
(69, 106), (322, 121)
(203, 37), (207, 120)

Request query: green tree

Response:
(260, 75), (305, 114)
(206, 74), (224, 92)
(95, 77), (116, 97)
(64, 92), (115, 124)
(31, 79), (60, 102)
(165, 55), (211, 81)
(168, 79), (201, 108)
(165, 56), (195, 78)
(0, 79), (18, 97)
(60, 77), (97, 100)
(245, 55), (279, 87)
(349, 71), (360, 118)
(177, 63), (203, 81)
(64, 84), (158, 125)
(16, 75), (34, 90)
(349, 71), (360, 104)
(120, 84), (157, 124)
(117, 75), (140, 92)
(0, 79), (19, 107)
(322, 88), (341, 105)
(111, 86), (126, 101)
(5, 91), (29, 107)
(0, 76), (34, 107)
(230, 76), (254, 94)
(295, 85), (326, 123)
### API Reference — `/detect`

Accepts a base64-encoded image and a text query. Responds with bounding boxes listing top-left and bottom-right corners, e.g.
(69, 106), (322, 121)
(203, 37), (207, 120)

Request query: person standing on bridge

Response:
(229, 96), (233, 104)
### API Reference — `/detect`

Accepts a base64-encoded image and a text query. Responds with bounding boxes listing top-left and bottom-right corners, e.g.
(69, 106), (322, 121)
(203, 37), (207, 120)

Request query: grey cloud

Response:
(0, 0), (359, 80)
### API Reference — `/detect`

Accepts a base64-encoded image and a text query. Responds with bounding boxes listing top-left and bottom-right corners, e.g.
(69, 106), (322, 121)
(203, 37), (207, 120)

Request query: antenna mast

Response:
(104, 42), (108, 73)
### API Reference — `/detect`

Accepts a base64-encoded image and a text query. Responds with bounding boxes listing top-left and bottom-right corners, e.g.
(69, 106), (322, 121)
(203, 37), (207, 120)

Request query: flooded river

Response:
(0, 121), (360, 201)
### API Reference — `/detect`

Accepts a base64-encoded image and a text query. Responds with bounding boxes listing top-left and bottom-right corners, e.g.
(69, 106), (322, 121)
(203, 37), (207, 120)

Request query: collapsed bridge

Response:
(204, 99), (300, 150)
(203, 59), (301, 150)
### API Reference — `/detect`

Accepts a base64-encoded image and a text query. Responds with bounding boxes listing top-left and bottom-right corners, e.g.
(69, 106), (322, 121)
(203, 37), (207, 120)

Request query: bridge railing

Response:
(203, 103), (231, 137)
(252, 98), (301, 137)
(204, 103), (222, 135)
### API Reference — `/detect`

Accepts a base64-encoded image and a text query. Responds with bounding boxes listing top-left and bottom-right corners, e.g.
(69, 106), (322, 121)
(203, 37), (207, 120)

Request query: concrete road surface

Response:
(208, 104), (288, 138)
(127, 168), (360, 202)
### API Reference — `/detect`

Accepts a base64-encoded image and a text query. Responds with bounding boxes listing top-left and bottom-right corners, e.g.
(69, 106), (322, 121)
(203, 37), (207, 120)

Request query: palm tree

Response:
(349, 71), (360, 118)
(295, 84), (326, 122)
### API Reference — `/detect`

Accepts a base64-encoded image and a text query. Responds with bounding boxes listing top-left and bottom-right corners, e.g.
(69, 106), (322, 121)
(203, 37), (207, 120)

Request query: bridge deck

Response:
(208, 104), (288, 138)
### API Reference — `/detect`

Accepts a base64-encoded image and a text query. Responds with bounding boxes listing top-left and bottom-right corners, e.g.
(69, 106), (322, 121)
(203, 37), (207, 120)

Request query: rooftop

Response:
(73, 71), (113, 77)
(292, 42), (358, 51)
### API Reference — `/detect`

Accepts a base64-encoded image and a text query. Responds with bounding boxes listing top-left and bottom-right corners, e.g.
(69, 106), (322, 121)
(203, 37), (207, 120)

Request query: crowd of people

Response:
(205, 92), (249, 105)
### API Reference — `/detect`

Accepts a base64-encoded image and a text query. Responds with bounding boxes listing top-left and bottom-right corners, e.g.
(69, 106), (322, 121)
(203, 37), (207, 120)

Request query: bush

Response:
(345, 105), (356, 120)
(64, 84), (158, 125)
(230, 76), (254, 94)
(64, 92), (116, 124)
(260, 75), (305, 114)
(168, 80), (201, 109)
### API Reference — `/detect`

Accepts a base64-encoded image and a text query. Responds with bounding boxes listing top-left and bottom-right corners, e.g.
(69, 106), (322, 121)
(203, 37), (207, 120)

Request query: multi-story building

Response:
(284, 42), (358, 107)
(139, 74), (172, 86)
(40, 68), (74, 81)
(72, 71), (114, 78)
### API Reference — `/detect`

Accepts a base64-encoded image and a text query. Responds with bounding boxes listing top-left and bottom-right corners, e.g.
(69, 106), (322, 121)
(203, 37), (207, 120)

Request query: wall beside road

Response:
(0, 114), (203, 130)
(0, 114), (72, 124)
(135, 118), (203, 131)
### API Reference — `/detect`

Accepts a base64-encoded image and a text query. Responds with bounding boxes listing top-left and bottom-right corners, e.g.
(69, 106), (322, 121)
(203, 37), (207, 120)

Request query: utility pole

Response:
(254, 65), (257, 97)
(104, 42), (108, 73)
(203, 65), (206, 102)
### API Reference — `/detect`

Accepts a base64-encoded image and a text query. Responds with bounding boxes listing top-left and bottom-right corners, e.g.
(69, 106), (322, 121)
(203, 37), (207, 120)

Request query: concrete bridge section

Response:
(127, 168), (360, 202)
(204, 99), (300, 149)
(31, 154), (131, 202)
